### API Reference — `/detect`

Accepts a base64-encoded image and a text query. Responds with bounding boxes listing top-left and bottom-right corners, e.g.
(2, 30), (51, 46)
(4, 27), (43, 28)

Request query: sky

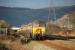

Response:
(0, 0), (75, 9)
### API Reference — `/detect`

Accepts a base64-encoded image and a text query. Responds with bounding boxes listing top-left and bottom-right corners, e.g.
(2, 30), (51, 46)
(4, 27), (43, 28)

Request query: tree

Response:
(0, 20), (10, 28)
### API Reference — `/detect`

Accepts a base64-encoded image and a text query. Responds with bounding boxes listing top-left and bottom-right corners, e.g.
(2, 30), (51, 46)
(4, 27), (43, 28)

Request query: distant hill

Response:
(0, 5), (75, 26)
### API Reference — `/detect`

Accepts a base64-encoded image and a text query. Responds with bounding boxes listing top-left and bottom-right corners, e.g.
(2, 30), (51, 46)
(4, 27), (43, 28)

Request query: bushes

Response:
(0, 43), (11, 50)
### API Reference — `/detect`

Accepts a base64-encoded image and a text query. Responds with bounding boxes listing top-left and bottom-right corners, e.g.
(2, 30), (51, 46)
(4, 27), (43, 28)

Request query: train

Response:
(18, 21), (46, 42)
(18, 21), (73, 43)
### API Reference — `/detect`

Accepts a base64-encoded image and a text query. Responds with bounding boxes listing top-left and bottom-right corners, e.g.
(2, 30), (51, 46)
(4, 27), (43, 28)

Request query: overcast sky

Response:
(0, 0), (75, 9)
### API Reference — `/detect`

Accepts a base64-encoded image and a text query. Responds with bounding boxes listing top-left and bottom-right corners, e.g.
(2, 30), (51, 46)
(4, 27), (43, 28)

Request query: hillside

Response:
(0, 5), (75, 26)
(55, 11), (75, 29)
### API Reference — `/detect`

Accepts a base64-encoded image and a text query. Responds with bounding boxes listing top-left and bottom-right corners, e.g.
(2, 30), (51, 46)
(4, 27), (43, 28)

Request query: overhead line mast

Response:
(48, 0), (51, 22)
(48, 0), (57, 22)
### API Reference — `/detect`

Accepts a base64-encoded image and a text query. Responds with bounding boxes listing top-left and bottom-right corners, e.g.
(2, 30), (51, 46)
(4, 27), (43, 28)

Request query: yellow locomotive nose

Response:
(32, 27), (45, 36)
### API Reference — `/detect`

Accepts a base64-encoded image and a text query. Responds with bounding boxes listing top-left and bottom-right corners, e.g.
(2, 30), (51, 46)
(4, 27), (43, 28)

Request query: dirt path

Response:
(39, 40), (75, 50)
(0, 35), (75, 50)
(23, 41), (57, 50)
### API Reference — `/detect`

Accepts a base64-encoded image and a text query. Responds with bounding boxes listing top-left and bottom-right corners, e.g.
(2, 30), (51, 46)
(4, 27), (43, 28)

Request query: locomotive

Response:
(19, 21), (46, 42)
